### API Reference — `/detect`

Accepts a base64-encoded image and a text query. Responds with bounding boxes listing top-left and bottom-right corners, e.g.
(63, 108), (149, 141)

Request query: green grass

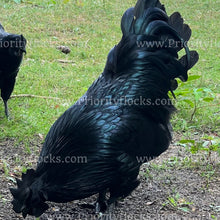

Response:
(0, 0), (219, 144)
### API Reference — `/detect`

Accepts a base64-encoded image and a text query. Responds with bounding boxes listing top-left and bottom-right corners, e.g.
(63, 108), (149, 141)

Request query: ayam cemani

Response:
(10, 0), (198, 218)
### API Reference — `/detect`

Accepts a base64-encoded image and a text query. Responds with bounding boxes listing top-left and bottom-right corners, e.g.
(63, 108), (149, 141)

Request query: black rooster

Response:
(0, 23), (26, 118)
(10, 0), (198, 218)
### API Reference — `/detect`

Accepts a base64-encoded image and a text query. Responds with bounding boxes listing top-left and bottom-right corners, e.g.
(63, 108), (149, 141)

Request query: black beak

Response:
(21, 48), (27, 54)
(20, 34), (27, 54)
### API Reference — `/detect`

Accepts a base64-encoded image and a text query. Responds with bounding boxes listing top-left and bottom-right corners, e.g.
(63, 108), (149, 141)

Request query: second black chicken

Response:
(0, 23), (26, 118)
(10, 0), (199, 218)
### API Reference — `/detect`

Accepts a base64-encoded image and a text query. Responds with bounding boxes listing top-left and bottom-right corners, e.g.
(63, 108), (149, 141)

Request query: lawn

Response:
(0, 0), (219, 139)
(0, 0), (219, 219)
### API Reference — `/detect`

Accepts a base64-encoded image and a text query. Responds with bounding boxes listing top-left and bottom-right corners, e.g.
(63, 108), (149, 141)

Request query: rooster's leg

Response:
(3, 100), (9, 118)
(95, 191), (108, 213)
(97, 196), (117, 220)
(79, 191), (107, 212)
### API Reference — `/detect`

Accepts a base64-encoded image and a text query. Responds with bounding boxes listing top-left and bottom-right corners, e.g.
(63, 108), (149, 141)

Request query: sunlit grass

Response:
(0, 0), (219, 143)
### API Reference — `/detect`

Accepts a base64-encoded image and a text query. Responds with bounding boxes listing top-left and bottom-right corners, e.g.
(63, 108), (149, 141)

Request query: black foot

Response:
(79, 192), (111, 216)
(97, 202), (116, 220)
(79, 201), (108, 214)
(95, 200), (108, 213)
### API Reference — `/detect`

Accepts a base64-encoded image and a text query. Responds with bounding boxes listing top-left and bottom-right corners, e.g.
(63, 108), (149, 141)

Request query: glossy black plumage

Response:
(10, 0), (199, 218)
(0, 23), (26, 118)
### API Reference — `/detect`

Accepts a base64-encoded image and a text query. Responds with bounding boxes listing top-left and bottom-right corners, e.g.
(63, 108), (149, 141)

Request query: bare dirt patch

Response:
(0, 134), (219, 220)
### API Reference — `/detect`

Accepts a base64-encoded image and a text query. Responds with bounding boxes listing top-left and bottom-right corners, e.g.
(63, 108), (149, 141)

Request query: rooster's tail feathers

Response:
(134, 0), (165, 19)
(131, 1), (192, 72)
(178, 50), (199, 80)
(121, 6), (167, 36)
(105, 0), (198, 82)
(168, 12), (191, 44)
